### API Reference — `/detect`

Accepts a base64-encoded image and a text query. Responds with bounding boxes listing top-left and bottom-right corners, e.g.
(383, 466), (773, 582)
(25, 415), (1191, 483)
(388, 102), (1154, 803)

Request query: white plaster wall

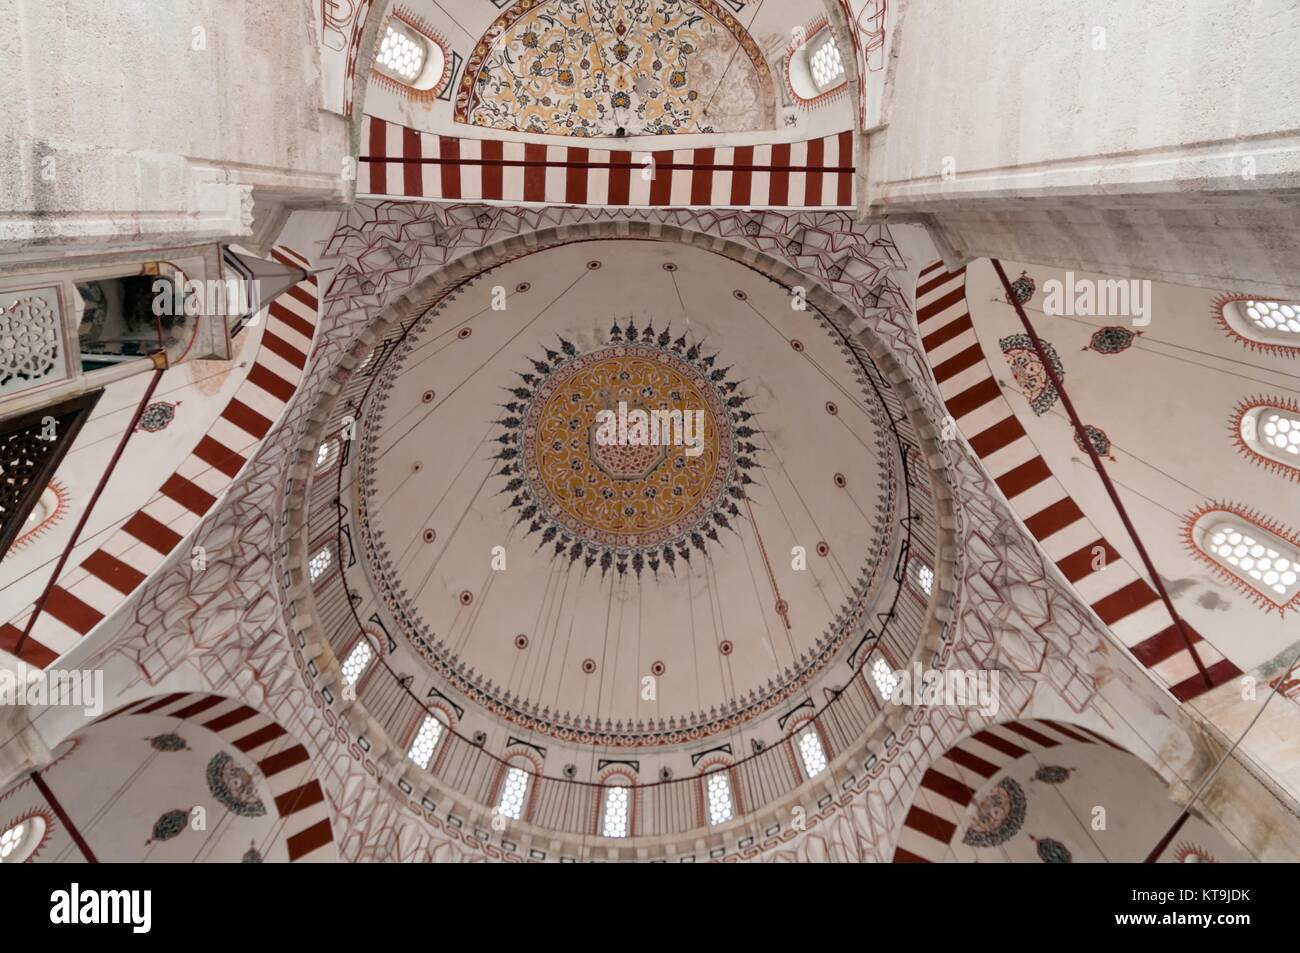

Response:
(865, 0), (1300, 295)
(0, 0), (353, 258)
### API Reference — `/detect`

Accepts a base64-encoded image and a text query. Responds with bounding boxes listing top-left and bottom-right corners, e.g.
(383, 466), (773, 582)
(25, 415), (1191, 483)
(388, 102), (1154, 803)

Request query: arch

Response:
(891, 718), (1122, 863)
(95, 692), (337, 862)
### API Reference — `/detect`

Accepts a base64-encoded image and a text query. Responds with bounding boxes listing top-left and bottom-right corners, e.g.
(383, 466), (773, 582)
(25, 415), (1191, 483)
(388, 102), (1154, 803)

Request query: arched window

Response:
(1189, 506), (1300, 611)
(796, 724), (828, 778)
(340, 637), (374, 688)
(704, 770), (734, 826)
(406, 713), (445, 770)
(373, 16), (448, 96)
(496, 765), (531, 821)
(601, 784), (631, 838)
(1237, 399), (1300, 479)
(786, 21), (848, 106)
(1216, 296), (1300, 354)
(871, 656), (899, 701)
(0, 815), (47, 864)
(315, 439), (337, 470)
(309, 542), (334, 584)
(907, 556), (935, 597)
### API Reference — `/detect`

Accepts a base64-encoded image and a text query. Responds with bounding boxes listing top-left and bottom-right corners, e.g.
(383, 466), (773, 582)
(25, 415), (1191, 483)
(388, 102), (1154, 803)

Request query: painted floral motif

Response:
(458, 0), (774, 136)
(1004, 271), (1036, 306)
(137, 400), (178, 433)
(205, 752), (267, 818)
(1034, 836), (1073, 863)
(962, 776), (1027, 848)
(241, 843), (264, 863)
(1073, 424), (1115, 460)
(148, 809), (188, 844)
(493, 320), (759, 578)
(999, 333), (1064, 416)
(1032, 764), (1073, 784)
(1085, 325), (1140, 355)
(148, 733), (189, 752)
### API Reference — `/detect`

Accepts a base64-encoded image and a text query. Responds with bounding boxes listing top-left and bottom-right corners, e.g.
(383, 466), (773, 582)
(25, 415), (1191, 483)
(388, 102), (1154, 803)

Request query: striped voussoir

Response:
(359, 115), (855, 208)
(915, 261), (1239, 702)
(892, 719), (1117, 862)
(99, 692), (336, 862)
(0, 246), (319, 668)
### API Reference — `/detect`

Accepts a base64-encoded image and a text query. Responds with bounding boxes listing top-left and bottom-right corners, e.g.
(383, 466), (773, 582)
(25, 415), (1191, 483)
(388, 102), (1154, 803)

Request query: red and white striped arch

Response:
(914, 261), (1240, 702)
(98, 692), (337, 862)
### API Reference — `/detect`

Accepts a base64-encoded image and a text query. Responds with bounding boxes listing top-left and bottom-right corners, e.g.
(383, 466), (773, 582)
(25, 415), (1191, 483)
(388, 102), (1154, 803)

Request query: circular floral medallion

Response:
(137, 400), (178, 433)
(962, 776), (1027, 848)
(999, 334), (1064, 416)
(1034, 836), (1073, 863)
(205, 752), (267, 818)
(495, 321), (758, 577)
(1086, 325), (1140, 355)
(1033, 764), (1073, 784)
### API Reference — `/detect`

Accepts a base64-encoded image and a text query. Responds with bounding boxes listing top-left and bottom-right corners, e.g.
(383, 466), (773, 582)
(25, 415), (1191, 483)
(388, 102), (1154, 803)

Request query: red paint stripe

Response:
(259, 744), (310, 777)
(269, 301), (314, 340)
(481, 139), (504, 200)
(170, 695), (225, 720)
(917, 269), (960, 298)
(42, 586), (102, 634)
(803, 137), (824, 206)
(0, 623), (56, 667)
(1022, 496), (1086, 540)
(944, 746), (999, 778)
(608, 150), (631, 205)
(122, 511), (183, 554)
(768, 143), (791, 206)
(919, 768), (975, 806)
(523, 144), (547, 202)
(269, 247), (310, 269)
(649, 150), (674, 205)
(730, 146), (753, 205)
(193, 435), (245, 479)
(944, 377), (1001, 420)
(247, 363), (296, 403)
(931, 342), (985, 384)
(234, 723), (287, 753)
(920, 313), (972, 352)
(367, 116), (387, 195)
(80, 549), (146, 596)
(1131, 622), (1202, 668)
(995, 456), (1053, 499)
(918, 260), (945, 278)
(202, 705), (259, 734)
(285, 282), (317, 311)
(918, 286), (965, 323)
(160, 473), (217, 516)
(438, 135), (461, 199)
(968, 415), (1027, 458)
(970, 729), (1030, 760)
(403, 126), (422, 197)
(221, 398), (273, 440)
(275, 780), (325, 816)
(1056, 540), (1121, 583)
(892, 846), (930, 863)
(1001, 722), (1063, 749)
(566, 147), (588, 204)
(1171, 659), (1240, 701)
(135, 692), (193, 715)
(836, 131), (853, 205)
(1091, 578), (1160, 625)
(1040, 720), (1097, 745)
(690, 148), (714, 206)
(903, 805), (956, 842)
(286, 818), (334, 861)
(260, 330), (307, 370)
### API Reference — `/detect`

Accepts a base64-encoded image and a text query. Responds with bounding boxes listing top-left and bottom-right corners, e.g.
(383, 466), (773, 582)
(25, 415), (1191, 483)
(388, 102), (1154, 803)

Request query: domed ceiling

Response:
(455, 0), (776, 136)
(352, 240), (903, 746)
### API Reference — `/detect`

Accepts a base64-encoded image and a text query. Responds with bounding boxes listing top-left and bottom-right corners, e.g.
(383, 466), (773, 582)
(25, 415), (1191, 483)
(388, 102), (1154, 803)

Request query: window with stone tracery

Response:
(1218, 297), (1300, 352)
(406, 713), (444, 770)
(496, 765), (530, 821)
(705, 770), (734, 825)
(340, 638), (374, 688)
(872, 656), (899, 701)
(601, 784), (631, 838)
(1238, 401), (1300, 477)
(797, 726), (828, 778)
(373, 18), (446, 95)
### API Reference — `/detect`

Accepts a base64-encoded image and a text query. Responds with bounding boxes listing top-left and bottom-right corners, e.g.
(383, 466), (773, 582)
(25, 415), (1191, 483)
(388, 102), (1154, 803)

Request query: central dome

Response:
(354, 240), (903, 746)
